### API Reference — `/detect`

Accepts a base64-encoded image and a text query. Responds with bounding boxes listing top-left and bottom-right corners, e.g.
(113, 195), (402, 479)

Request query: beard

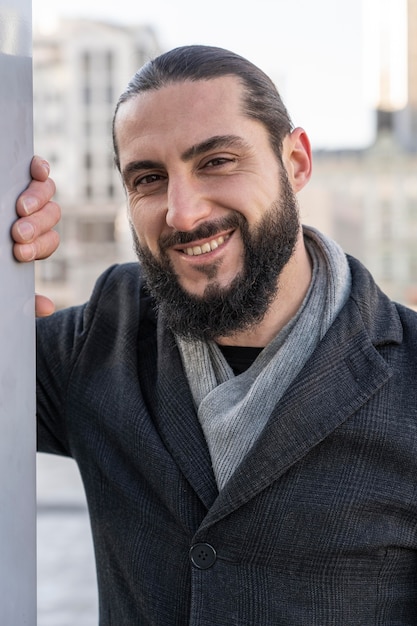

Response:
(131, 168), (300, 342)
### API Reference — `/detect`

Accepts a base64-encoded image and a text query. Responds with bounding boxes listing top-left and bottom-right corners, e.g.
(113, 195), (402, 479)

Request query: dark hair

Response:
(112, 45), (293, 171)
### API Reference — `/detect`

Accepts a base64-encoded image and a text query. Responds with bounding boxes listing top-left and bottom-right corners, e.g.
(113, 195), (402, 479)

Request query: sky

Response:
(31, 0), (407, 150)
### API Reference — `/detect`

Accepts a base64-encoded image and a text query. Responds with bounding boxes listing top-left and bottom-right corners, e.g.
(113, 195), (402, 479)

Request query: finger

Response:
(35, 294), (55, 318)
(12, 200), (61, 244)
(13, 229), (60, 262)
(15, 177), (57, 218)
(30, 156), (50, 182)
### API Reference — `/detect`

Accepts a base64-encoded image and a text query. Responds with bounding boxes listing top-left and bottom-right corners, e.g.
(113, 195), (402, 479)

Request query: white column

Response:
(0, 0), (36, 623)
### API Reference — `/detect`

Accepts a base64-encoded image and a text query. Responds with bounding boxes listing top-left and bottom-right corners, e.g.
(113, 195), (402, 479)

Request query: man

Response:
(14, 45), (417, 624)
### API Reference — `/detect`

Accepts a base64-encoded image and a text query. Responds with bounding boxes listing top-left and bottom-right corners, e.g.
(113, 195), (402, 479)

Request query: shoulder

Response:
(37, 262), (157, 348)
(89, 262), (145, 298)
(394, 302), (417, 349)
(346, 254), (417, 363)
(80, 263), (156, 339)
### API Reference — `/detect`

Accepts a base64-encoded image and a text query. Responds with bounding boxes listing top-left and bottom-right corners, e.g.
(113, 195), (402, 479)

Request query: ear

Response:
(281, 127), (312, 193)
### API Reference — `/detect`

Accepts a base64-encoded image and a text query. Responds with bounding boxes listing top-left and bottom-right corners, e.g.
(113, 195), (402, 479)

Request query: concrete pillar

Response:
(0, 0), (36, 623)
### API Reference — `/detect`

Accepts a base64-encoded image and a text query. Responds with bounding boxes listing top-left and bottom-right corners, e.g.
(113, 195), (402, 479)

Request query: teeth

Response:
(185, 235), (226, 256)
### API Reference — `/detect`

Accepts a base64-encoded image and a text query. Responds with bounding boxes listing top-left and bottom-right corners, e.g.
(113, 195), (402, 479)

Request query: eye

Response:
(204, 157), (233, 168)
(135, 173), (165, 186)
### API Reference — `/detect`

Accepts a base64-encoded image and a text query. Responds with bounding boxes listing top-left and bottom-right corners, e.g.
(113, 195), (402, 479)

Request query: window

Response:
(77, 219), (115, 243)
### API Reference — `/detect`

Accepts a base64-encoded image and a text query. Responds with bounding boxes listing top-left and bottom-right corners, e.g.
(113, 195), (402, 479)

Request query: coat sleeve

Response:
(36, 264), (126, 456)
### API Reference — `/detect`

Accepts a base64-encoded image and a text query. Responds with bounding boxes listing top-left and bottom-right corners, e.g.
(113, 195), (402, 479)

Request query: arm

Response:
(12, 156), (61, 317)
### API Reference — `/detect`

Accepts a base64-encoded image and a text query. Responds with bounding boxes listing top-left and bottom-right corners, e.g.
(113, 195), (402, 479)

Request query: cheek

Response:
(128, 201), (166, 250)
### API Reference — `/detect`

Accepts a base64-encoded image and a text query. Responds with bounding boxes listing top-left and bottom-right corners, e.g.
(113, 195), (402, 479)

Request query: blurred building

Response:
(33, 18), (161, 306)
(395, 0), (417, 151)
(300, 132), (417, 306)
(300, 0), (417, 308)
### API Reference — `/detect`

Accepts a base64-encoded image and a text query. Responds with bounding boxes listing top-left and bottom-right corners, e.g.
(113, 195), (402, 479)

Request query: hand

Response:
(13, 156), (60, 262)
(12, 156), (61, 316)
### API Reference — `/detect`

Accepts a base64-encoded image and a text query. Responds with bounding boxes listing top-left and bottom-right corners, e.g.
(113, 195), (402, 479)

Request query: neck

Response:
(216, 232), (312, 348)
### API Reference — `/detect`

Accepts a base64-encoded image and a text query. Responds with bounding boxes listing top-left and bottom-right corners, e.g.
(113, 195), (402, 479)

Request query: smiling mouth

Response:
(183, 234), (230, 257)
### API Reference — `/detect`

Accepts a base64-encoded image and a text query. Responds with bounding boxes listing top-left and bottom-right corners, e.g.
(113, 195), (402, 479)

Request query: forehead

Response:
(115, 76), (260, 165)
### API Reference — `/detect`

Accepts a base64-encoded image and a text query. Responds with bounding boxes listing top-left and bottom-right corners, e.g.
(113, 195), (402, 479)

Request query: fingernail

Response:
(20, 243), (36, 261)
(21, 196), (38, 215)
(17, 221), (35, 241)
(41, 160), (50, 176)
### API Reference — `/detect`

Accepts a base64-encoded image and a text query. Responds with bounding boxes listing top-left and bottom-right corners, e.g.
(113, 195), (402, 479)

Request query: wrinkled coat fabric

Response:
(37, 256), (417, 625)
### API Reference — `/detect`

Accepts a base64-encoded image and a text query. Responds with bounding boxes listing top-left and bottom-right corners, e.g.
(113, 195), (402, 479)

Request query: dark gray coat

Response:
(37, 256), (417, 625)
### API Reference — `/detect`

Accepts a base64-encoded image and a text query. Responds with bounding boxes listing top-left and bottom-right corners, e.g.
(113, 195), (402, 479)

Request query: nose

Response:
(166, 177), (212, 232)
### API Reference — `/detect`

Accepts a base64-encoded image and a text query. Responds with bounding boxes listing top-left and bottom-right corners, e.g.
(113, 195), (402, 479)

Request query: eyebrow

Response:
(122, 159), (162, 184)
(122, 134), (249, 184)
(181, 134), (249, 161)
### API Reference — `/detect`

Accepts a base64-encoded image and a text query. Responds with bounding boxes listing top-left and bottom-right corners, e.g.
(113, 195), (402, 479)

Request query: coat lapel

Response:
(152, 316), (218, 510)
(200, 286), (402, 529)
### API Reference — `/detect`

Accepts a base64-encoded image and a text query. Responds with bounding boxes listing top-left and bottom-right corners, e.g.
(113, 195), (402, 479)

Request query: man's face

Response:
(115, 77), (301, 340)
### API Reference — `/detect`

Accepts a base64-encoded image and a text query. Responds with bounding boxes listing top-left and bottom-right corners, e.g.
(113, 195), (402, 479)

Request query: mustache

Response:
(158, 215), (244, 251)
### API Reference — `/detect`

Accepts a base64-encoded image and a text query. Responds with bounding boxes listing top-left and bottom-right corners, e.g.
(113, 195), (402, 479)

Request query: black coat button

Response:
(189, 543), (217, 569)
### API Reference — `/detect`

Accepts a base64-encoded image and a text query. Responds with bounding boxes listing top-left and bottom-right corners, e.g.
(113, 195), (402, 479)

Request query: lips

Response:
(184, 234), (230, 257)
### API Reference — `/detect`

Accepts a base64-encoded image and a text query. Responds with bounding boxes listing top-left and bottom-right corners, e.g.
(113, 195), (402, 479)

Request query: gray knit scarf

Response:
(176, 227), (351, 490)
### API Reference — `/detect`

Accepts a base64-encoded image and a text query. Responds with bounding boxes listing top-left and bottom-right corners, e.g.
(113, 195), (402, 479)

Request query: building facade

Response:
(300, 0), (417, 308)
(300, 131), (417, 306)
(33, 19), (160, 306)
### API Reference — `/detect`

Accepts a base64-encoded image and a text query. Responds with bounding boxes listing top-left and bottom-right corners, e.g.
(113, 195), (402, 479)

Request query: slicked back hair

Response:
(112, 45), (294, 170)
